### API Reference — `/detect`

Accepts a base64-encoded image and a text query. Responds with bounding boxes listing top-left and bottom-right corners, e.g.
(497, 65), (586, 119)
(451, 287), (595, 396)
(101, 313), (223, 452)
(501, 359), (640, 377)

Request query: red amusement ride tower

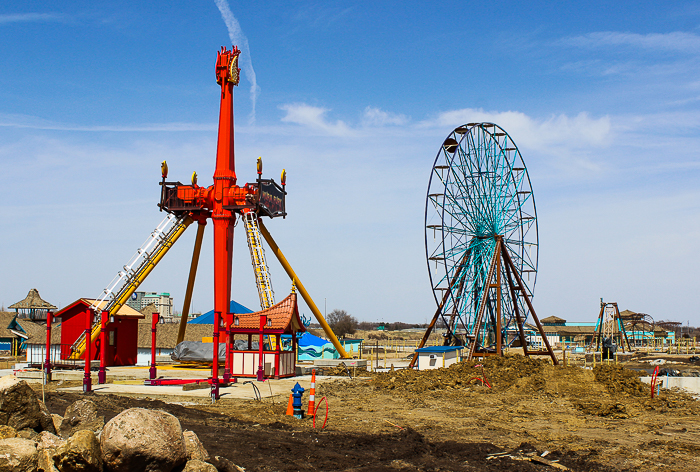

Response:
(159, 47), (287, 398)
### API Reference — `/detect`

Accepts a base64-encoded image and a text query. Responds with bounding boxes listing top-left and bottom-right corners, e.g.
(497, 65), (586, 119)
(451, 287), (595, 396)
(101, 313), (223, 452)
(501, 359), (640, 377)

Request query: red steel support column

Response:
(98, 310), (107, 384)
(83, 309), (92, 393)
(257, 316), (265, 381)
(44, 311), (52, 383)
(212, 311), (221, 400)
(212, 47), (238, 387)
(274, 334), (281, 379)
(223, 311), (231, 383)
(150, 312), (159, 381)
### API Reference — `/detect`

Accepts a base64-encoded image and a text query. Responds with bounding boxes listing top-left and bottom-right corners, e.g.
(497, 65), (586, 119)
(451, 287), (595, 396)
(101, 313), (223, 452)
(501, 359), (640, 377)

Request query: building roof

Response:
(15, 319), (46, 341)
(24, 322), (62, 344)
(54, 299), (145, 319)
(189, 300), (253, 324)
(0, 312), (17, 338)
(415, 346), (463, 353)
(137, 321), (215, 349)
(231, 292), (306, 333)
(8, 289), (57, 310)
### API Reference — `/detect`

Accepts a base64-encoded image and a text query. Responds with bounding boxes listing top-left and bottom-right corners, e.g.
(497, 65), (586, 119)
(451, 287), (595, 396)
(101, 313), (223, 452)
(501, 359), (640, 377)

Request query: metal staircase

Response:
(243, 211), (275, 310)
(70, 213), (192, 358)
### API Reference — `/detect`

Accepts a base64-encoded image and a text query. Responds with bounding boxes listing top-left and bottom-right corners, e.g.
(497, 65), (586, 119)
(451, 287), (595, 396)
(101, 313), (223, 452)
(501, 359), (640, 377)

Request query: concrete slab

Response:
(313, 359), (368, 368)
(641, 376), (700, 396)
(57, 375), (347, 401)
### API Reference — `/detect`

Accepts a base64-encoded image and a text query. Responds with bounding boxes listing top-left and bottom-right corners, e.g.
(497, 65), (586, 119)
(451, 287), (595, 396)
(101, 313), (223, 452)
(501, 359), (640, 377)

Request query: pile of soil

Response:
(368, 355), (550, 394)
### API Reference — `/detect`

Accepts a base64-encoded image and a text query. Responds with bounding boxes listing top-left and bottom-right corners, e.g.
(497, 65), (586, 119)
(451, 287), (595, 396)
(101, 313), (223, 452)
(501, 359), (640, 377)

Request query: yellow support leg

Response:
(258, 221), (349, 358)
(177, 220), (206, 346)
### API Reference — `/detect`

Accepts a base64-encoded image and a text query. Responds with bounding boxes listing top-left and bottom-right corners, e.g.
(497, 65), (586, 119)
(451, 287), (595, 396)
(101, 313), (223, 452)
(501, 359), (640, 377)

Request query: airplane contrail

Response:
(214, 0), (259, 123)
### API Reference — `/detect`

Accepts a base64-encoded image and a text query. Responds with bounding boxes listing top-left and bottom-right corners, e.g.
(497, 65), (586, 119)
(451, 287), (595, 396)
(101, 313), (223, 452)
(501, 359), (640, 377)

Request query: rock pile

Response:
(0, 375), (243, 472)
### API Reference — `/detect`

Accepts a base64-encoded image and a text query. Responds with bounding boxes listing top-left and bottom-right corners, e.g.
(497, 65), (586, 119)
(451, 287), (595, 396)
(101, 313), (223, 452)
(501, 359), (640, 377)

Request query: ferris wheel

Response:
(420, 123), (555, 362)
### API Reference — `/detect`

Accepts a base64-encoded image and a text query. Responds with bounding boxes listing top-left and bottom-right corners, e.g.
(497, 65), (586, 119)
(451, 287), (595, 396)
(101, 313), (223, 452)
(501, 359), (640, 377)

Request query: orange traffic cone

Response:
(307, 369), (316, 417)
(286, 393), (294, 416)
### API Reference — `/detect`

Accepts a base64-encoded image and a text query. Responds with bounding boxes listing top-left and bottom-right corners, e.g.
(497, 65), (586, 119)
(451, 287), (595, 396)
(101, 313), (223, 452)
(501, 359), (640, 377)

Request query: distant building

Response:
(126, 292), (173, 320)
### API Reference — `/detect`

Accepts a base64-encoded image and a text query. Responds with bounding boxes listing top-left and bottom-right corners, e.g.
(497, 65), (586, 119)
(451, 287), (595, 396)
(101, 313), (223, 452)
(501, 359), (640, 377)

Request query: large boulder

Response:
(100, 408), (186, 472)
(35, 432), (64, 472)
(0, 437), (38, 472)
(0, 376), (55, 434)
(54, 430), (102, 472)
(50, 415), (63, 434)
(59, 400), (104, 439)
(36, 431), (65, 451)
(182, 460), (216, 472)
(37, 450), (59, 472)
(183, 431), (209, 462)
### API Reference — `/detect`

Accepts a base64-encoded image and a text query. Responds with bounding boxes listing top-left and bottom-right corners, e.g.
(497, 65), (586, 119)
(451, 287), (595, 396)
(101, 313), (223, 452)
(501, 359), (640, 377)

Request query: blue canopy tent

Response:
(188, 300), (253, 324)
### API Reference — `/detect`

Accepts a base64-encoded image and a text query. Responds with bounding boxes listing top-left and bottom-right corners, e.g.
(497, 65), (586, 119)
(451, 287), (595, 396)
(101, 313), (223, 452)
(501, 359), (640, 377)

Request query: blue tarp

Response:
(297, 332), (329, 347)
(188, 300), (253, 324)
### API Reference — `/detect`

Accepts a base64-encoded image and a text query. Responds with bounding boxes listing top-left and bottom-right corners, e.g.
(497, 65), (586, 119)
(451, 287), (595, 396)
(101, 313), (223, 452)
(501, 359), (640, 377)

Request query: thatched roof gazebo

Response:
(9, 289), (57, 322)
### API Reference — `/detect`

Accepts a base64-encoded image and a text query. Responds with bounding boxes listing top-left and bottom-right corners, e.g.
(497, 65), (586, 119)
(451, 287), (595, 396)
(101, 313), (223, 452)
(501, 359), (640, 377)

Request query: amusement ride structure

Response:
(591, 300), (632, 355)
(64, 46), (348, 399)
(411, 123), (556, 366)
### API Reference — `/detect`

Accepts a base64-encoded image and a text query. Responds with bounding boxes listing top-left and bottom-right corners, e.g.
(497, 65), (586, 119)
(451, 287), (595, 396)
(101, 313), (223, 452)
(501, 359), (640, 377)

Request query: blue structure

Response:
(188, 300), (253, 324)
(297, 332), (339, 360)
(413, 345), (464, 370)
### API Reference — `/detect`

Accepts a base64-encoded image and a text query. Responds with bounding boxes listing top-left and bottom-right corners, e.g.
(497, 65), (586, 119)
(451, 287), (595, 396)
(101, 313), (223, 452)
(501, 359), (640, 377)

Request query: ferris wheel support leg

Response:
(257, 220), (349, 359)
(501, 244), (557, 365)
(177, 219), (207, 346)
(503, 260), (529, 355)
(467, 239), (502, 361)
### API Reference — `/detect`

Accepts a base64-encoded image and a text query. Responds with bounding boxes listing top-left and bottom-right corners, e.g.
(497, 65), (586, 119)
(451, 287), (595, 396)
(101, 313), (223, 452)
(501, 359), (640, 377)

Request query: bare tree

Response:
(326, 309), (358, 338)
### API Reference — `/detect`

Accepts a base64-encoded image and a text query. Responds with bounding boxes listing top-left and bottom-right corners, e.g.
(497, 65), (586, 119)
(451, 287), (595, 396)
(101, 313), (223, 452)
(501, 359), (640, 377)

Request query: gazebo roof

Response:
(9, 289), (57, 310)
(231, 292), (306, 333)
(540, 315), (566, 324)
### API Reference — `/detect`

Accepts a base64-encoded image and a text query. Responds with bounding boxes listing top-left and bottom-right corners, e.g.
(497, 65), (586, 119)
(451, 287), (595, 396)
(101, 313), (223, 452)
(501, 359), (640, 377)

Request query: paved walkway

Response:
(57, 374), (348, 401)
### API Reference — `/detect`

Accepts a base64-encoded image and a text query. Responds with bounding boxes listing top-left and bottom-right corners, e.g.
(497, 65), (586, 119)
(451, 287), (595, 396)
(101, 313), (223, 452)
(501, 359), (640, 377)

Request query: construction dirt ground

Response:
(23, 352), (700, 472)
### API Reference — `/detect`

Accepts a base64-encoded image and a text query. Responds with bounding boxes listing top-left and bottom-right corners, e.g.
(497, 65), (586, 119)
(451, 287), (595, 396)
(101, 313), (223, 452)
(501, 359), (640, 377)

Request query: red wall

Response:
(58, 302), (139, 366)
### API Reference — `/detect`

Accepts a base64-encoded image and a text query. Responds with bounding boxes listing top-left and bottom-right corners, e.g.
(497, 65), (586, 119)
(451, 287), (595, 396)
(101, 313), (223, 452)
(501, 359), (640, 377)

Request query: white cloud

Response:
(421, 108), (612, 151)
(214, 0), (260, 124)
(361, 106), (408, 126)
(0, 13), (67, 24)
(279, 103), (354, 137)
(560, 31), (700, 54)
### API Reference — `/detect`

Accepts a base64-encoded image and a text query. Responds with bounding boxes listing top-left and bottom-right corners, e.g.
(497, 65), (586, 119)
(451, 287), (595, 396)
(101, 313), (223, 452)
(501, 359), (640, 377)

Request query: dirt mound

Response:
(370, 355), (550, 394)
(593, 363), (647, 397)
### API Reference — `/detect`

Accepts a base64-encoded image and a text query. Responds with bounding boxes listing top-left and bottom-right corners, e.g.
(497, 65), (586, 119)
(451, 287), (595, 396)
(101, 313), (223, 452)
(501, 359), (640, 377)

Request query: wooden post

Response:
(44, 311), (52, 383)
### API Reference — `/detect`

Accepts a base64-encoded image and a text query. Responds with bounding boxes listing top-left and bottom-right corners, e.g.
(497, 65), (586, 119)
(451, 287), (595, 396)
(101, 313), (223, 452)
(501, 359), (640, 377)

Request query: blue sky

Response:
(1, 1), (699, 326)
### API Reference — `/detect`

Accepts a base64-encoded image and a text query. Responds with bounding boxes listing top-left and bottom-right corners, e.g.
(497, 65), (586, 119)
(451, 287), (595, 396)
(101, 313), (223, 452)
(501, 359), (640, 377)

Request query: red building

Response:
(54, 299), (144, 366)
